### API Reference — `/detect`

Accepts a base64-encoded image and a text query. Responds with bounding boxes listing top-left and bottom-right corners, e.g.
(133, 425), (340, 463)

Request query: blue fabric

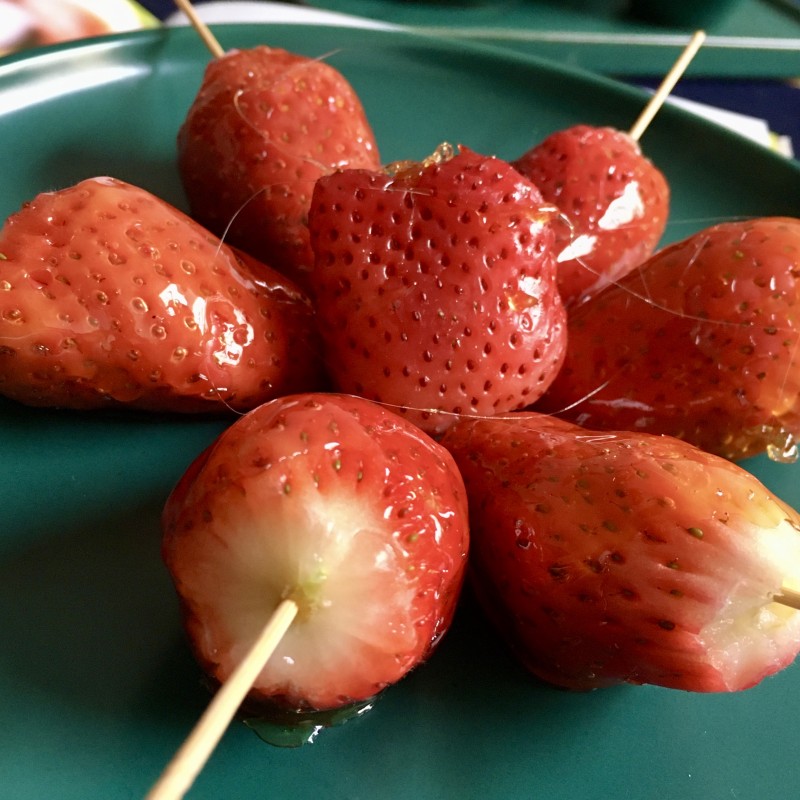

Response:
(136, 0), (182, 16)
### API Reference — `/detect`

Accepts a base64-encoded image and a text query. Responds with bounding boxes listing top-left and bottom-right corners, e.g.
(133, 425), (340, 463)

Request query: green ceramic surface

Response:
(311, 0), (800, 77)
(1, 23), (800, 800)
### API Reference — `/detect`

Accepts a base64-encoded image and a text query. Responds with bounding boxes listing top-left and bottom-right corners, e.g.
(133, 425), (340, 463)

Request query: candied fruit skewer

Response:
(172, 0), (381, 289)
(146, 394), (469, 797)
(512, 30), (706, 306)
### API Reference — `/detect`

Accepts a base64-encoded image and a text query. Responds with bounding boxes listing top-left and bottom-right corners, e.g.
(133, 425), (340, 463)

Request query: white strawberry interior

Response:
(701, 511), (800, 690)
(188, 491), (421, 709)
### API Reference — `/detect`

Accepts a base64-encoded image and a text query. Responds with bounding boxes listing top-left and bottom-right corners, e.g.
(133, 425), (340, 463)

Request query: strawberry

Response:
(177, 46), (381, 290)
(307, 144), (567, 434)
(536, 217), (800, 462)
(513, 125), (669, 306)
(441, 412), (800, 692)
(161, 393), (469, 729)
(0, 177), (323, 412)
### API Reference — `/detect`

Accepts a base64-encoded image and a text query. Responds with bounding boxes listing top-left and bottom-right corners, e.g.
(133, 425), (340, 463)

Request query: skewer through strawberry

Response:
(174, 0), (381, 291)
(149, 393), (469, 797)
(512, 31), (705, 307)
(441, 411), (800, 692)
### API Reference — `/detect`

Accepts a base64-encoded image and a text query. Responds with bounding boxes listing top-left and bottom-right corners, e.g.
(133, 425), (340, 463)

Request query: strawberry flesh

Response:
(536, 217), (800, 462)
(513, 125), (669, 306)
(441, 412), (800, 692)
(0, 177), (323, 412)
(308, 145), (567, 433)
(178, 46), (380, 290)
(162, 393), (469, 718)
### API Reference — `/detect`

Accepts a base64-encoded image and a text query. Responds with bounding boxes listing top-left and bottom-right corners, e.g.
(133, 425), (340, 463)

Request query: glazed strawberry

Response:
(162, 393), (469, 728)
(308, 144), (567, 434)
(536, 217), (800, 462)
(513, 125), (669, 306)
(178, 46), (380, 290)
(0, 177), (323, 412)
(441, 412), (800, 692)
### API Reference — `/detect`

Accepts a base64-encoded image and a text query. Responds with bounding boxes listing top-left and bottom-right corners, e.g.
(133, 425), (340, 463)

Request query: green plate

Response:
(1, 24), (800, 800)
(310, 0), (800, 77)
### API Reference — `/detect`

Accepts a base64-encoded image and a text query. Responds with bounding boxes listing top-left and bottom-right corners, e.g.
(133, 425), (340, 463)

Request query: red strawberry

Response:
(536, 217), (800, 462)
(0, 177), (323, 412)
(162, 393), (469, 731)
(441, 412), (800, 692)
(513, 125), (669, 306)
(178, 46), (381, 290)
(308, 144), (567, 434)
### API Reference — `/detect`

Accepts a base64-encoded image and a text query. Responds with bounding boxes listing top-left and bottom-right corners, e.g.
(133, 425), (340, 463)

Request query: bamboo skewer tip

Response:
(628, 30), (707, 142)
(174, 0), (226, 59)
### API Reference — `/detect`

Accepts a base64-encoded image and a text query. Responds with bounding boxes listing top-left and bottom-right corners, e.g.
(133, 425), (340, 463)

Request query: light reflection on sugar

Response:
(157, 284), (189, 315)
(598, 181), (645, 230)
(429, 513), (444, 544)
(211, 308), (254, 367)
(190, 296), (207, 333)
(558, 233), (597, 262)
(517, 274), (542, 299)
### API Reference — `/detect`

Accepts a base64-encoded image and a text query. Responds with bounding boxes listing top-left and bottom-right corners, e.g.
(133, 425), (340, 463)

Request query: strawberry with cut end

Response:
(178, 46), (381, 290)
(308, 144), (567, 434)
(162, 393), (469, 724)
(0, 177), (323, 412)
(536, 217), (800, 462)
(441, 411), (800, 692)
(513, 125), (669, 306)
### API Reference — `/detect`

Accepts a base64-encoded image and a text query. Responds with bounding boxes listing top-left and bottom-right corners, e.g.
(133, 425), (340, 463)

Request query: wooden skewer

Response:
(775, 587), (800, 611)
(628, 30), (707, 142)
(174, 0), (226, 59)
(145, 598), (299, 800)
